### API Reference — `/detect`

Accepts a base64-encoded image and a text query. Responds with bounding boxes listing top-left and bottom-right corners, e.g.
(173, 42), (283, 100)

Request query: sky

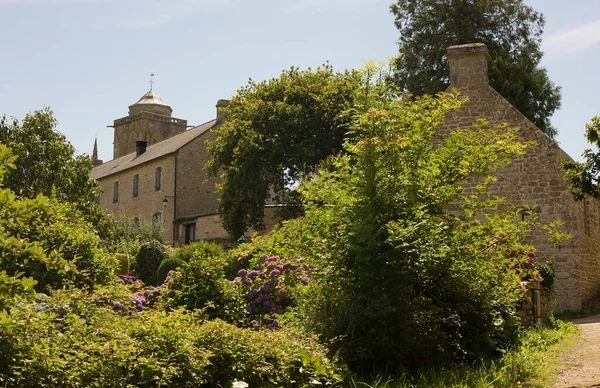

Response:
(0, 0), (599, 163)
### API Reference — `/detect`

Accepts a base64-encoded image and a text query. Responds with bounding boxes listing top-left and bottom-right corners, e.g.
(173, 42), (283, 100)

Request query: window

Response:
(152, 212), (162, 226)
(184, 223), (196, 244)
(133, 174), (139, 197)
(113, 181), (119, 203)
(155, 167), (162, 191)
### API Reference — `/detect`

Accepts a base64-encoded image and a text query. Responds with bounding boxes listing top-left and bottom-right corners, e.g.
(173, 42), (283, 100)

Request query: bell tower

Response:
(112, 89), (187, 159)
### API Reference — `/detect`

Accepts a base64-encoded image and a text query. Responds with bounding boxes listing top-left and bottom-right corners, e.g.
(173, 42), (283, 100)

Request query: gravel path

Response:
(552, 314), (600, 388)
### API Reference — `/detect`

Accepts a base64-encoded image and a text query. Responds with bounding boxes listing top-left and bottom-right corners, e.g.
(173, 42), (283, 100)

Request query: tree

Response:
(206, 66), (361, 238)
(564, 116), (600, 200)
(390, 0), (561, 137)
(0, 108), (100, 208)
(231, 65), (541, 373)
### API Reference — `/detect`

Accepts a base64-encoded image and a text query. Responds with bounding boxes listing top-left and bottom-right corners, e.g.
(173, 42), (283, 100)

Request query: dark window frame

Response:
(184, 223), (196, 244)
(113, 181), (119, 203)
(133, 174), (139, 197)
(155, 167), (162, 191)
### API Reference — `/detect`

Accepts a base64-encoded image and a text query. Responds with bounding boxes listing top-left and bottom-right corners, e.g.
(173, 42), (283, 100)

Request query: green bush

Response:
(135, 241), (169, 285)
(157, 257), (184, 284)
(171, 240), (225, 262)
(0, 288), (342, 387)
(115, 253), (135, 275)
(165, 251), (244, 322)
(0, 178), (117, 292)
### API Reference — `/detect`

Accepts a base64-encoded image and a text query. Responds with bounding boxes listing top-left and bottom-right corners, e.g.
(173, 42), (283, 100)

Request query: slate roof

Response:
(91, 119), (217, 180)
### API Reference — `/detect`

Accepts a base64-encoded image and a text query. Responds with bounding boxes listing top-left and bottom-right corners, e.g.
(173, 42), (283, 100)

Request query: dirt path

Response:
(552, 314), (600, 388)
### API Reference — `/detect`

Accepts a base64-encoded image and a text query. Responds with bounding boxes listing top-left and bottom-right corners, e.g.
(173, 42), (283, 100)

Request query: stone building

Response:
(91, 93), (246, 246)
(440, 43), (600, 312)
(91, 43), (600, 311)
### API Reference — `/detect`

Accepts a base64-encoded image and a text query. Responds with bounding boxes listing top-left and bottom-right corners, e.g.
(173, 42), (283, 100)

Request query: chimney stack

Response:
(447, 43), (491, 89)
(135, 140), (148, 157)
(216, 99), (230, 124)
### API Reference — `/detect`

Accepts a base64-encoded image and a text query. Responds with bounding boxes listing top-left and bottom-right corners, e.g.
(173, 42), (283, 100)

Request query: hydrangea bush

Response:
(232, 254), (312, 330)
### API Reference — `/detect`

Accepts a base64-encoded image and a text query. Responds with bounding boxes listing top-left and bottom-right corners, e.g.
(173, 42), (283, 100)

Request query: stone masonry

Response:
(440, 43), (600, 312)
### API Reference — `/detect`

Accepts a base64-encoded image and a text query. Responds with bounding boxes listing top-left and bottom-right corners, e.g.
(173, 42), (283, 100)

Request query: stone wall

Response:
(113, 113), (187, 159)
(175, 129), (220, 221)
(97, 155), (177, 245)
(438, 43), (600, 312)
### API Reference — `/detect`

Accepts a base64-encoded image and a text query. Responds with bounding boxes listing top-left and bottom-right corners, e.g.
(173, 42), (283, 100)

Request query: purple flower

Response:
(259, 254), (268, 262)
(237, 269), (248, 277)
(242, 277), (252, 286)
(263, 300), (271, 307)
(255, 263), (262, 270)
(262, 293), (270, 300)
(233, 277), (241, 285)
(270, 269), (281, 278)
(276, 264), (285, 273)
(248, 270), (259, 279)
(254, 295), (263, 304)
(237, 256), (247, 265)
(277, 289), (288, 300)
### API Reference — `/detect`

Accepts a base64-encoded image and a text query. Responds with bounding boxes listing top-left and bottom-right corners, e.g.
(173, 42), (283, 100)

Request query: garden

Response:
(0, 66), (575, 387)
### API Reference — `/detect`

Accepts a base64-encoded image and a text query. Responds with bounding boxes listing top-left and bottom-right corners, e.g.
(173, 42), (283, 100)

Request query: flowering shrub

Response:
(111, 272), (173, 313)
(1, 290), (342, 387)
(233, 254), (312, 330)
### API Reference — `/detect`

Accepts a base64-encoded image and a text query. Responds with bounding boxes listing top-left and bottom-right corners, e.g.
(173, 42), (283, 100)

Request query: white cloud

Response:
(545, 20), (600, 54)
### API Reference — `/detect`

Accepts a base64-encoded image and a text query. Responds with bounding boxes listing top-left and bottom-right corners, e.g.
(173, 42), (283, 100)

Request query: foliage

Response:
(0, 145), (116, 294)
(164, 249), (245, 322)
(232, 254), (313, 330)
(94, 211), (164, 256)
(157, 257), (184, 284)
(348, 319), (576, 387)
(564, 116), (600, 200)
(0, 108), (100, 207)
(134, 240), (169, 285)
(171, 240), (224, 263)
(236, 65), (538, 374)
(390, 0), (561, 137)
(0, 288), (342, 387)
(206, 65), (362, 238)
(115, 253), (135, 275)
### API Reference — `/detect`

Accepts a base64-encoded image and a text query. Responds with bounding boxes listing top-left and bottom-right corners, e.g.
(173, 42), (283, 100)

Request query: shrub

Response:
(0, 289), (342, 387)
(165, 251), (244, 322)
(135, 241), (169, 285)
(171, 240), (225, 263)
(115, 253), (134, 275)
(157, 257), (184, 284)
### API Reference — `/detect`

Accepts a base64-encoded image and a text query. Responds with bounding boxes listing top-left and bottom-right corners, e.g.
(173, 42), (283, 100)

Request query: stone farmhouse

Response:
(91, 43), (600, 312)
(91, 93), (278, 246)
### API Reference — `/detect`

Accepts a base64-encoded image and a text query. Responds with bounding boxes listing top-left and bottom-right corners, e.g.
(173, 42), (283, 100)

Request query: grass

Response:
(347, 318), (577, 388)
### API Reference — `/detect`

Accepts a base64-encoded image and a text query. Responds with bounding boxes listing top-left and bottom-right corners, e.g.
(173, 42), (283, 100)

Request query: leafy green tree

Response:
(0, 108), (100, 207)
(564, 116), (600, 199)
(206, 66), (361, 238)
(232, 64), (550, 374)
(390, 0), (561, 137)
(0, 144), (116, 297)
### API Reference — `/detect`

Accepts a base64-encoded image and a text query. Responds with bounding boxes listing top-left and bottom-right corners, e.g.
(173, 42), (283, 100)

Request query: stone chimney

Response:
(216, 99), (230, 124)
(447, 43), (491, 89)
(135, 140), (148, 157)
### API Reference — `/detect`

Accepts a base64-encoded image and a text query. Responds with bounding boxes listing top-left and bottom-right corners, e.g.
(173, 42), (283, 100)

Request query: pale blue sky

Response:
(1, 0), (599, 163)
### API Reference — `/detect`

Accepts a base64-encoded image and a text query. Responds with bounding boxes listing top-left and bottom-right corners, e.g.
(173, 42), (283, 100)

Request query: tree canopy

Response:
(206, 65), (361, 238)
(564, 116), (600, 200)
(0, 108), (100, 208)
(390, 0), (561, 137)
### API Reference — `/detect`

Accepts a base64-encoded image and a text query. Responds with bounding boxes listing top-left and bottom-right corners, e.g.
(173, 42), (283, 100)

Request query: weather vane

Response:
(150, 73), (155, 90)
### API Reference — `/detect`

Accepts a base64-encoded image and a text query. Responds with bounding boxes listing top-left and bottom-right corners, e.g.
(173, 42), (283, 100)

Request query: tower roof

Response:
(128, 90), (173, 116)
